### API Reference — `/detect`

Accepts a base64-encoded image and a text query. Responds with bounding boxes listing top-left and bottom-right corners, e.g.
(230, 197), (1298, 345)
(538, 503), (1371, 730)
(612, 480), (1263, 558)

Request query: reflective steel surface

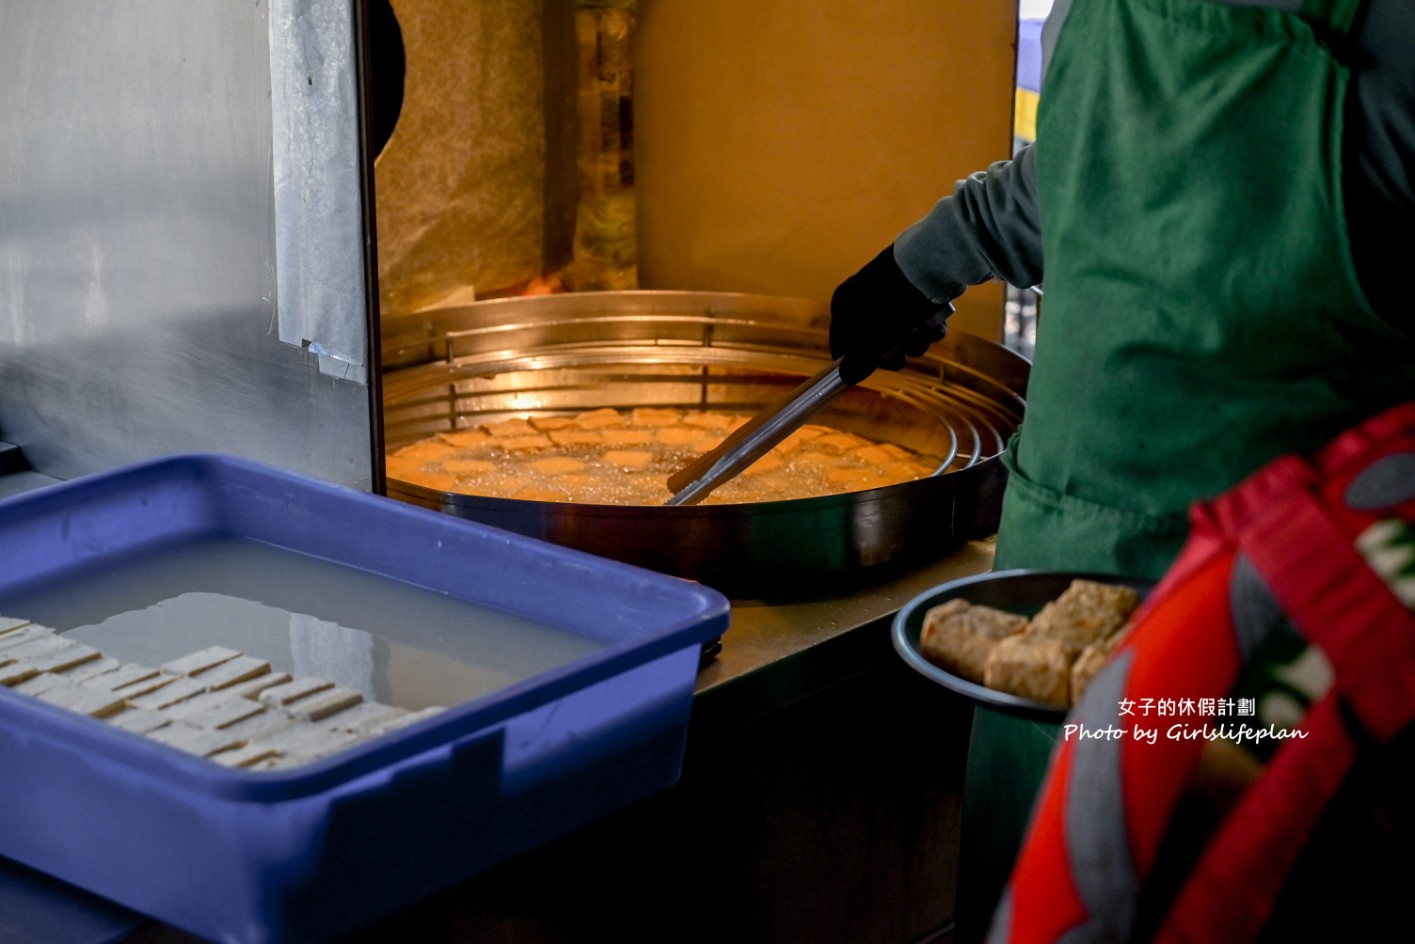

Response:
(382, 291), (1028, 596)
(0, 1), (375, 489)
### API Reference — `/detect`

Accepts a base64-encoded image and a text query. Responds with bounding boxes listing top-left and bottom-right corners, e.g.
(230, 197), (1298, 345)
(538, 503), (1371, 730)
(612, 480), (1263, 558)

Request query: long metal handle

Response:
(665, 308), (950, 506)
(665, 361), (849, 506)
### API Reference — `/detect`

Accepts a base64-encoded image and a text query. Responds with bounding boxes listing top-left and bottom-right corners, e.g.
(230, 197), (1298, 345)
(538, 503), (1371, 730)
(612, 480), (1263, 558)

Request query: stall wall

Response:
(634, 1), (1016, 340)
(0, 0), (376, 490)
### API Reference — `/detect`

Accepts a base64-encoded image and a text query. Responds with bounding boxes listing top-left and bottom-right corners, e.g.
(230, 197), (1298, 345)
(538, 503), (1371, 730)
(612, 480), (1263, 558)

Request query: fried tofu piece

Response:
(681, 412), (735, 430)
(741, 453), (784, 476)
(656, 426), (705, 446)
(548, 428), (604, 446)
(441, 458), (499, 475)
(528, 457), (585, 475)
(984, 635), (1073, 707)
(1071, 622), (1135, 704)
(391, 441), (456, 462)
(483, 418), (538, 438)
(631, 407), (681, 427)
(814, 433), (868, 454)
(574, 408), (624, 429)
(528, 415), (577, 431)
(601, 428), (655, 446)
(1028, 579), (1141, 656)
(498, 435), (553, 452)
(850, 445), (895, 467)
(437, 429), (492, 448)
(602, 450), (654, 469)
(919, 598), (1029, 683)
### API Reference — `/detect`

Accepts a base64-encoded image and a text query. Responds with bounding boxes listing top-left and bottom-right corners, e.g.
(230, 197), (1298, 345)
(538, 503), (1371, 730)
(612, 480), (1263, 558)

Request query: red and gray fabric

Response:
(987, 400), (1415, 944)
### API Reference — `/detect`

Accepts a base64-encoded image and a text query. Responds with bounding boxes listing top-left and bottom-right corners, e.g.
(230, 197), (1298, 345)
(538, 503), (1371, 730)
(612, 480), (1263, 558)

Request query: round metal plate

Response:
(892, 569), (1155, 722)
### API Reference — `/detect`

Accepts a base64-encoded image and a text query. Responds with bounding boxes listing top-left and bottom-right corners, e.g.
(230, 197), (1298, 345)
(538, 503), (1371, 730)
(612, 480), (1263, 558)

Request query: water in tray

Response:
(0, 534), (604, 711)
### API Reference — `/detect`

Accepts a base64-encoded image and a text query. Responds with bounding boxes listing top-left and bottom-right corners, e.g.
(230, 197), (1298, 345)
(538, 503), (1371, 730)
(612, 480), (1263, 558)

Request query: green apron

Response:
(961, 1), (1413, 940)
(993, 0), (1414, 581)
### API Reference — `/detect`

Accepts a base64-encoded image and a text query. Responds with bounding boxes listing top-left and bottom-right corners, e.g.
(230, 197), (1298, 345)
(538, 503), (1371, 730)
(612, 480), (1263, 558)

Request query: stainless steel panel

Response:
(0, 0), (374, 489)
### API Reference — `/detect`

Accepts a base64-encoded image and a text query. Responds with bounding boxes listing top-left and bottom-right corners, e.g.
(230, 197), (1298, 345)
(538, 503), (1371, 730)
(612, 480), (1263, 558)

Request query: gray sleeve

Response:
(892, 143), (1044, 304)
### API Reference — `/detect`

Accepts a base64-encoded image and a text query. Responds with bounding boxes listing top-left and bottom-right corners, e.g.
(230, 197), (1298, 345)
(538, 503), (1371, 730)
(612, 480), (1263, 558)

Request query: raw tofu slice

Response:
(35, 679), (128, 718)
(374, 706), (446, 735)
(0, 616), (32, 635)
(112, 672), (179, 699)
(25, 641), (103, 674)
(107, 707), (173, 735)
(259, 677), (334, 708)
(919, 598), (1029, 683)
(0, 625), (56, 652)
(167, 692), (267, 729)
(984, 635), (1073, 708)
(0, 662), (38, 687)
(321, 701), (408, 735)
(129, 676), (207, 710)
(227, 671), (294, 701)
(147, 721), (245, 757)
(12, 672), (60, 696)
(190, 656), (271, 692)
(221, 707), (297, 743)
(88, 663), (163, 693)
(162, 645), (243, 677)
(287, 687), (363, 722)
(58, 656), (123, 683)
(210, 743), (283, 768)
(250, 722), (359, 762)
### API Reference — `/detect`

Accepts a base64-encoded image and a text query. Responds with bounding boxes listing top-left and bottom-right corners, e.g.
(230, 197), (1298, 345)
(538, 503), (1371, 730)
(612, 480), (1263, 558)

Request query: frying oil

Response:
(0, 534), (603, 711)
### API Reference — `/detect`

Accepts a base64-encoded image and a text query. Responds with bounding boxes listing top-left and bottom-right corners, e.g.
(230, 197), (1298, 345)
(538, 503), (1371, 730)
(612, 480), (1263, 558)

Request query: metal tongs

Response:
(665, 308), (950, 506)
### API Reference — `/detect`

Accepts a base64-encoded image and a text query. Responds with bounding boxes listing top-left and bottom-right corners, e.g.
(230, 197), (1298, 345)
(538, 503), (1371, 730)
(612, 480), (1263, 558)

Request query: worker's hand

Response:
(830, 245), (950, 385)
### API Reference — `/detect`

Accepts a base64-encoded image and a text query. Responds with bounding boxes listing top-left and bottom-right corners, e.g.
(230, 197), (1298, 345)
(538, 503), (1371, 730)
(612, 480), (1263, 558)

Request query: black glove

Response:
(830, 245), (950, 385)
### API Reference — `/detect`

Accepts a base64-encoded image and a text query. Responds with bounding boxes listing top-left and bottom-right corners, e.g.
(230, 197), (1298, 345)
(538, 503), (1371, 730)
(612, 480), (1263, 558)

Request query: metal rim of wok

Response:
(380, 291), (1029, 597)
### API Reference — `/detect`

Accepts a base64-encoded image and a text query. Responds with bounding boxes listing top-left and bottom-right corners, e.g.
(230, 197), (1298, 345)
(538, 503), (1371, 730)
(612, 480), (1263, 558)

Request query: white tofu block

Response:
(258, 677), (334, 708)
(227, 671), (293, 701)
(147, 721), (245, 757)
(322, 701), (408, 735)
(191, 656), (271, 692)
(167, 692), (266, 730)
(89, 663), (163, 693)
(26, 641), (102, 674)
(161, 645), (243, 677)
(0, 616), (32, 635)
(111, 672), (178, 699)
(374, 706), (447, 734)
(287, 687), (363, 722)
(221, 708), (297, 743)
(0, 663), (38, 686)
(129, 676), (207, 711)
(0, 634), (68, 662)
(251, 722), (358, 761)
(107, 707), (173, 735)
(58, 656), (123, 683)
(12, 673), (60, 695)
(35, 679), (128, 718)
(0, 625), (55, 652)
(210, 743), (283, 768)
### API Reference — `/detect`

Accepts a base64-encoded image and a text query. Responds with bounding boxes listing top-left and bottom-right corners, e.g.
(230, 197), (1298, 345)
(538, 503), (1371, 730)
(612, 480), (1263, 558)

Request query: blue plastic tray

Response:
(0, 454), (730, 943)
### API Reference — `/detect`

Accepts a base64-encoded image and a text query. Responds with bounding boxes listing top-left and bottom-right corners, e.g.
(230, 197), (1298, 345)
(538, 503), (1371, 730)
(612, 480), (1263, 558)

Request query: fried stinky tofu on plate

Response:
(920, 578), (1143, 709)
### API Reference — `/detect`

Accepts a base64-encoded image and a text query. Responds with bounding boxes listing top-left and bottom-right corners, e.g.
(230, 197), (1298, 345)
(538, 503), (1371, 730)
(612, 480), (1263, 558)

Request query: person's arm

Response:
(829, 145), (1044, 379)
(894, 143), (1045, 304)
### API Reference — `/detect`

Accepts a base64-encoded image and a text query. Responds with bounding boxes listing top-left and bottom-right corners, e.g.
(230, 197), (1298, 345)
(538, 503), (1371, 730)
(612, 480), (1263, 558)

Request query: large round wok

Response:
(381, 291), (1028, 597)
